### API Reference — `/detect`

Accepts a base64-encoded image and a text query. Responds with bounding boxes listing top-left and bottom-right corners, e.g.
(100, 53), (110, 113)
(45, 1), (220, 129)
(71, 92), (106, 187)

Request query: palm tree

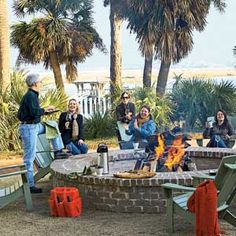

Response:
(126, 0), (226, 96)
(105, 0), (155, 89)
(0, 0), (10, 93)
(104, 0), (125, 95)
(11, 0), (106, 91)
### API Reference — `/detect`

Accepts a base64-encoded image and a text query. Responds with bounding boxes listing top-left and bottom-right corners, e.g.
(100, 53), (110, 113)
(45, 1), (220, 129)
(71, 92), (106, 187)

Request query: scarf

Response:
(137, 116), (150, 127)
(71, 113), (79, 140)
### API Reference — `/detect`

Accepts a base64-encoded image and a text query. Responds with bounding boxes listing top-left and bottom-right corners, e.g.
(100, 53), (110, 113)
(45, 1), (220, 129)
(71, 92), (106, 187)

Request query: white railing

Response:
(78, 96), (111, 118)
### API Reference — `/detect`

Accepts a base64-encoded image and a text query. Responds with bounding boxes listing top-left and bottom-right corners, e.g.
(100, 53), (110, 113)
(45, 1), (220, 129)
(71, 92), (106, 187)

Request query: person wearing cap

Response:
(59, 98), (88, 155)
(17, 74), (66, 194)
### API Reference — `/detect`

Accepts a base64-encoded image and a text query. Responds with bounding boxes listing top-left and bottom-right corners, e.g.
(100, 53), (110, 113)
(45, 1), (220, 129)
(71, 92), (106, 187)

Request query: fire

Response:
(164, 135), (185, 171)
(154, 133), (186, 171)
(155, 134), (165, 160)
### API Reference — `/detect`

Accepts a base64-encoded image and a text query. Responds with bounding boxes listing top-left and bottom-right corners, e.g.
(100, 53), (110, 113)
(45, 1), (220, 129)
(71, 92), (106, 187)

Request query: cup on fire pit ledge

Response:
(133, 142), (139, 150)
(95, 166), (103, 176)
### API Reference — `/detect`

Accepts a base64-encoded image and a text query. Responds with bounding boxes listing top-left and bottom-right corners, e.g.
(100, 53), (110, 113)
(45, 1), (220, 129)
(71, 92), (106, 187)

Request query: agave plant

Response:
(84, 112), (116, 139)
(170, 77), (236, 130)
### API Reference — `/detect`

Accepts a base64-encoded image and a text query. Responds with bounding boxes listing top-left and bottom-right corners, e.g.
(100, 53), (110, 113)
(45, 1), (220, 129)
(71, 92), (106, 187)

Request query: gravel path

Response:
(0, 179), (235, 236)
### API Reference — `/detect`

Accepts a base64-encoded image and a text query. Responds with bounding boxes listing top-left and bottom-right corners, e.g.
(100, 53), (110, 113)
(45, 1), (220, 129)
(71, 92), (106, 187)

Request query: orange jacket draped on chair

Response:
(187, 180), (221, 236)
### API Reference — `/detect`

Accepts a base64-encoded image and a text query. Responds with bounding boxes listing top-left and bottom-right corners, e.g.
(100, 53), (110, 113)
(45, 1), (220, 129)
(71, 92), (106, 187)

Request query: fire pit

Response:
(50, 149), (215, 213)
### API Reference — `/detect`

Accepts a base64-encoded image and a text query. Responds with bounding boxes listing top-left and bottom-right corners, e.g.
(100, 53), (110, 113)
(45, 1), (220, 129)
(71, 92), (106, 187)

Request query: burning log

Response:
(154, 133), (187, 172)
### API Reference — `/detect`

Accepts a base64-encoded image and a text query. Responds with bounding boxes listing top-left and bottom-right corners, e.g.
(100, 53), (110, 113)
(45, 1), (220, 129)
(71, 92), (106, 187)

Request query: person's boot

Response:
(30, 186), (42, 194)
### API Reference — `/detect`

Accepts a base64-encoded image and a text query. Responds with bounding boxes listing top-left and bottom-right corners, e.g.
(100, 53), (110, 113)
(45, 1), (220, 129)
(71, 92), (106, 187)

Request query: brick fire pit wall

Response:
(50, 148), (228, 214)
(186, 146), (236, 170)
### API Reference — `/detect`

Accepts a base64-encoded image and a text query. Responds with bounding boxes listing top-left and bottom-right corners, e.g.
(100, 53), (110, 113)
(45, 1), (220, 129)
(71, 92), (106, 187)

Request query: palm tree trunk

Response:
(0, 0), (10, 93)
(49, 51), (65, 91)
(143, 50), (153, 88)
(156, 60), (171, 97)
(109, 2), (122, 95)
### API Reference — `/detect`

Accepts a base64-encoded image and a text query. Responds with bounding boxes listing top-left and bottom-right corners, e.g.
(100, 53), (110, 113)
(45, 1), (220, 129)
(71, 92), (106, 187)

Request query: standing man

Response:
(17, 74), (65, 193)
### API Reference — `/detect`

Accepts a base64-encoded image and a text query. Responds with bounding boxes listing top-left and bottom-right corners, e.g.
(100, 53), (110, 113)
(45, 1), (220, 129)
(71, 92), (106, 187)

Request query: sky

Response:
(7, 0), (236, 73)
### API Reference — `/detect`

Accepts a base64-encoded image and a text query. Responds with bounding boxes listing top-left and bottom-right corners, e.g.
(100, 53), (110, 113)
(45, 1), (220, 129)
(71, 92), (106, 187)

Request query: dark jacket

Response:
(59, 112), (85, 145)
(116, 102), (135, 124)
(203, 122), (233, 146)
(17, 89), (44, 123)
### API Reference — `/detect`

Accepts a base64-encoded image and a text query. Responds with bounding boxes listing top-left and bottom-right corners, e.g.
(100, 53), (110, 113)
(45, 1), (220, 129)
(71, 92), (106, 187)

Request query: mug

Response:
(133, 142), (139, 150)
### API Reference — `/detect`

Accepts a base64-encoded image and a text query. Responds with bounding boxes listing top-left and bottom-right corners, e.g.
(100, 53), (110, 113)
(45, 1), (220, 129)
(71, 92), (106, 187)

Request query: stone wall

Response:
(186, 146), (236, 170)
(51, 169), (203, 214)
(50, 147), (236, 213)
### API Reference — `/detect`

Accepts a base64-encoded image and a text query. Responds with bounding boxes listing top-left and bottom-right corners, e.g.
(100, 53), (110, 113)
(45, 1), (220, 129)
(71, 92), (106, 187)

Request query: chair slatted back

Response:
(35, 134), (54, 168)
(117, 121), (132, 142)
(214, 155), (236, 207)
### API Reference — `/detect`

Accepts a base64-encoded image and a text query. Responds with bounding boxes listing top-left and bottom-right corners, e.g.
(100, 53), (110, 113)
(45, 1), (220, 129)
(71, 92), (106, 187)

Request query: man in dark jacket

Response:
(18, 74), (65, 193)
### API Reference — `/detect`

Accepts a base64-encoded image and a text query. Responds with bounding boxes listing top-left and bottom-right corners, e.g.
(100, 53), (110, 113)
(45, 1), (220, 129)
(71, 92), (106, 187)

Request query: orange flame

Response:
(164, 135), (185, 171)
(155, 134), (165, 160)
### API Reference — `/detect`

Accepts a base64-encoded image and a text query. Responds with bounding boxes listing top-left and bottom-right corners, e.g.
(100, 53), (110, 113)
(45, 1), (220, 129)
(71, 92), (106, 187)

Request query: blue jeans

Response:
(66, 141), (88, 155)
(18, 122), (64, 187)
(208, 135), (227, 148)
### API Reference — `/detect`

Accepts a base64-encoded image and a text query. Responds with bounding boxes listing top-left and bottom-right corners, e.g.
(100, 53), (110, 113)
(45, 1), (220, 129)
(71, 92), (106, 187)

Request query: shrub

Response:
(84, 112), (116, 139)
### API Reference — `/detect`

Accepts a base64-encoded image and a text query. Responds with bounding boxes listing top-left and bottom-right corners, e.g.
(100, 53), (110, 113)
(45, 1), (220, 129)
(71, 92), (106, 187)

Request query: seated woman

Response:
(203, 109), (233, 148)
(116, 92), (136, 124)
(59, 99), (88, 155)
(123, 105), (156, 147)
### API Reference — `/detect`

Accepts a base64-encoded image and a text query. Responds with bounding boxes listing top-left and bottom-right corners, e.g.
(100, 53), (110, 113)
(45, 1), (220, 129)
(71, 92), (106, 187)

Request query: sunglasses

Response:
(122, 96), (129, 99)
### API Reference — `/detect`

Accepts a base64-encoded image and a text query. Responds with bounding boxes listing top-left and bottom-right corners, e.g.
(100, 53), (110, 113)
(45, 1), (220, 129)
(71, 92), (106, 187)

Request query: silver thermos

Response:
(97, 143), (109, 174)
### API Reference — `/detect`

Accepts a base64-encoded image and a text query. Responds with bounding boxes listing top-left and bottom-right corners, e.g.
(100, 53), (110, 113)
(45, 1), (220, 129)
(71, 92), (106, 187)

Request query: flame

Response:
(155, 134), (165, 160)
(164, 135), (185, 171)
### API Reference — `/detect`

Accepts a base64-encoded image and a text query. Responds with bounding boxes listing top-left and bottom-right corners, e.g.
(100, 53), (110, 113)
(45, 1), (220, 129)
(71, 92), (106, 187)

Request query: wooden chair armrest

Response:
(0, 164), (27, 178)
(192, 174), (215, 180)
(224, 163), (236, 170)
(0, 169), (27, 178)
(192, 174), (215, 187)
(162, 183), (196, 192)
(0, 164), (25, 171)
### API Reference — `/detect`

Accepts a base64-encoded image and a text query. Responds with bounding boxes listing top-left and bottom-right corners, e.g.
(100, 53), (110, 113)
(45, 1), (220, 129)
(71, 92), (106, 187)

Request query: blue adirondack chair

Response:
(162, 155), (236, 234)
(0, 164), (33, 211)
(34, 134), (54, 182)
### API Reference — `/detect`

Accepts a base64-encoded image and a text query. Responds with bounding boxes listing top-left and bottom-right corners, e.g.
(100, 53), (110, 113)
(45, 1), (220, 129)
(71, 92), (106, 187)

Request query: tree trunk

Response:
(0, 0), (10, 93)
(49, 51), (65, 92)
(143, 50), (153, 88)
(109, 2), (122, 95)
(156, 60), (171, 97)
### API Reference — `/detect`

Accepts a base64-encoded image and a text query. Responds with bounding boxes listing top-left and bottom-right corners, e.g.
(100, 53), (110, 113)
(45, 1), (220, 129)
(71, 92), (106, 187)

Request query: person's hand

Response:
(123, 123), (129, 130)
(44, 106), (55, 113)
(134, 119), (138, 129)
(65, 122), (70, 129)
(78, 139), (84, 144)
(126, 112), (133, 120)
(205, 122), (211, 129)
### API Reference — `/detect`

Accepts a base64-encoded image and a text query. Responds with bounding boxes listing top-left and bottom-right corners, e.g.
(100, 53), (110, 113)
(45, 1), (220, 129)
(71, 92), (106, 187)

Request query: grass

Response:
(86, 136), (119, 151)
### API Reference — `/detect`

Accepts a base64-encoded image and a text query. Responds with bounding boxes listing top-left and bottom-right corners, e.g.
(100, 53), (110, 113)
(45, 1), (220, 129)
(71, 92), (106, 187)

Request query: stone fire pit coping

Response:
(186, 146), (236, 158)
(50, 149), (212, 187)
